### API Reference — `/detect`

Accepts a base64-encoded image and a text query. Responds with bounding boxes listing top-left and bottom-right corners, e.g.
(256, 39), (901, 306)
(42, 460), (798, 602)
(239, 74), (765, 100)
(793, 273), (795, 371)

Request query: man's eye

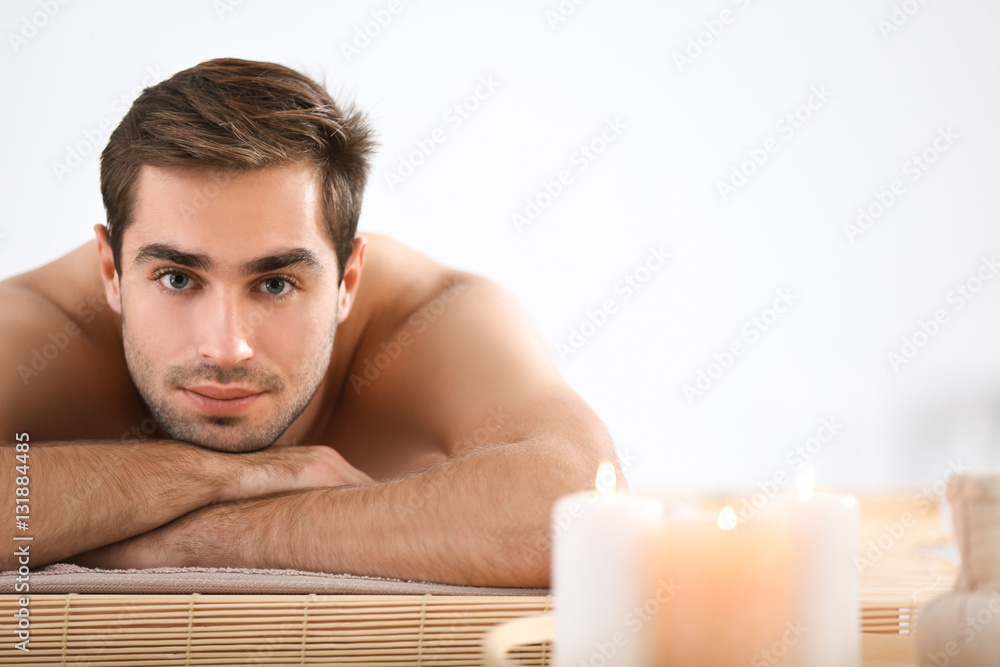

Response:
(261, 278), (292, 296)
(159, 273), (193, 291)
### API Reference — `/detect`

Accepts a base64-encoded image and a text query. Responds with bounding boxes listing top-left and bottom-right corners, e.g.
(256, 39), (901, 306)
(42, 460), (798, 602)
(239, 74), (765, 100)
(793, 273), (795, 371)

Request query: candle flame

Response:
(595, 462), (616, 495)
(717, 506), (738, 531)
(798, 463), (816, 501)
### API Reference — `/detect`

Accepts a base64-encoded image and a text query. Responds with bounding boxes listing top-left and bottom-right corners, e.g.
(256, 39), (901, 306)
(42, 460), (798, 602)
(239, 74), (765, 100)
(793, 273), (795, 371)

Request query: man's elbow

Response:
(497, 532), (552, 588)
(552, 439), (629, 496)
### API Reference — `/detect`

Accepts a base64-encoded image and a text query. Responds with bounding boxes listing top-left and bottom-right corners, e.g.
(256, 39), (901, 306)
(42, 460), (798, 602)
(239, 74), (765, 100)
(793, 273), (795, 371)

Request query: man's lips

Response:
(185, 385), (262, 400)
(182, 385), (265, 416)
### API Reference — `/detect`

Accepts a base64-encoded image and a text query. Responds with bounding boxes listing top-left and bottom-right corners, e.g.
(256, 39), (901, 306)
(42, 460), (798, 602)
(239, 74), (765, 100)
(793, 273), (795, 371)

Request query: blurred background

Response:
(1, 0), (998, 492)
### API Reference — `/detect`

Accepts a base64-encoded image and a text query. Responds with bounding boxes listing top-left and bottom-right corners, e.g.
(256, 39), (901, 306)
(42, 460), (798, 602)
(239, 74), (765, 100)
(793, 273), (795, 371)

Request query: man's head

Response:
(95, 58), (376, 452)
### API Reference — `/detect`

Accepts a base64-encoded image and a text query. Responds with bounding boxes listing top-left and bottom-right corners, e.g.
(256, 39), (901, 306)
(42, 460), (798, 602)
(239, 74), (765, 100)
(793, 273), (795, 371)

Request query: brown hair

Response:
(100, 57), (376, 284)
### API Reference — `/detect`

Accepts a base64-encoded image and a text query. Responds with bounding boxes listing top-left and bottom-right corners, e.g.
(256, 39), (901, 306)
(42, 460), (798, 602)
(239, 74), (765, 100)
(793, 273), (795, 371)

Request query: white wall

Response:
(2, 0), (998, 492)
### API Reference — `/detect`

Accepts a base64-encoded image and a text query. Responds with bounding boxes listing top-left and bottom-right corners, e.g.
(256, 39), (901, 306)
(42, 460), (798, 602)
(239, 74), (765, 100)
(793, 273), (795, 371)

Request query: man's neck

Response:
(274, 373), (332, 446)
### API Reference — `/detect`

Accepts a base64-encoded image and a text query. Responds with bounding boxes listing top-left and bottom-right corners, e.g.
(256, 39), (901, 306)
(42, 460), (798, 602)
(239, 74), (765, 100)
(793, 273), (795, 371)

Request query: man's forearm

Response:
(165, 438), (609, 587)
(1, 440), (226, 569)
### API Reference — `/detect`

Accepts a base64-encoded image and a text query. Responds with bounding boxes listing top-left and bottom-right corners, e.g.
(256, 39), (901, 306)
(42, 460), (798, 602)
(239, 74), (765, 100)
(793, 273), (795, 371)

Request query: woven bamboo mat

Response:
(0, 492), (957, 665)
(856, 493), (958, 637)
(0, 594), (554, 665)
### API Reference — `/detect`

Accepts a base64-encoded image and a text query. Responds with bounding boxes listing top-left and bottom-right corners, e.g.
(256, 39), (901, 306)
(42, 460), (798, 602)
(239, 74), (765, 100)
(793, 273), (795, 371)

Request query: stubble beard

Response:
(119, 304), (337, 453)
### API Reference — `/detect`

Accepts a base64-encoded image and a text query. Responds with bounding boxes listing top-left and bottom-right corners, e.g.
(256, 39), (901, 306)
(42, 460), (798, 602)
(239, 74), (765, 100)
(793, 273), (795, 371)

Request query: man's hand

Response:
(70, 446), (373, 570)
(67, 521), (185, 570)
(214, 444), (373, 504)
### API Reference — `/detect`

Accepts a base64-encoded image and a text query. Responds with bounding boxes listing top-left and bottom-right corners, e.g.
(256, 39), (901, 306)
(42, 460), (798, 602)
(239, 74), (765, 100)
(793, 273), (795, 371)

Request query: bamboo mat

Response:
(0, 492), (958, 665)
(0, 594), (554, 666)
(855, 493), (959, 637)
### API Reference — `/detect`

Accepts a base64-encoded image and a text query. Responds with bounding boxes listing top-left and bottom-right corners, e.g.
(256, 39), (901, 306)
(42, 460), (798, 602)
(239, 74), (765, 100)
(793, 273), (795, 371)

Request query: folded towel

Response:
(1, 562), (548, 596)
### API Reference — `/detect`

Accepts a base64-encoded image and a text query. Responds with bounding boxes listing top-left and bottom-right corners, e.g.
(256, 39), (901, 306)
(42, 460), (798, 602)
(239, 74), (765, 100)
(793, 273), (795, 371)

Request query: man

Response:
(0, 58), (622, 587)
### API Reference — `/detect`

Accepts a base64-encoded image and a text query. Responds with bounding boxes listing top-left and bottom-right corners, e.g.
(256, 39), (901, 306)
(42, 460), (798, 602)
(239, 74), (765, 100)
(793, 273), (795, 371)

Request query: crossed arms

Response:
(1, 277), (620, 586)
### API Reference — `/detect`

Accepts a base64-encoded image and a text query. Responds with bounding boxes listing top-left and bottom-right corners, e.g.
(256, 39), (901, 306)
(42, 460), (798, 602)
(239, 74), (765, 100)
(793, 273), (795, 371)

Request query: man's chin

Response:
(161, 422), (277, 453)
(195, 439), (274, 454)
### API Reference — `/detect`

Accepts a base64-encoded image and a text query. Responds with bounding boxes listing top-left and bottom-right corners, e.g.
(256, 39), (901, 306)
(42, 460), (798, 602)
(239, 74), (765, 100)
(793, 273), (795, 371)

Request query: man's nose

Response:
(195, 290), (255, 367)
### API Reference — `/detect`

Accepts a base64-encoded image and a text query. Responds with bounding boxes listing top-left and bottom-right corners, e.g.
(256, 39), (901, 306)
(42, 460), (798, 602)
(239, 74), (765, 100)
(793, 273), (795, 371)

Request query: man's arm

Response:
(76, 421), (603, 586)
(74, 275), (622, 586)
(0, 285), (371, 570)
(2, 440), (220, 570)
(0, 440), (371, 571)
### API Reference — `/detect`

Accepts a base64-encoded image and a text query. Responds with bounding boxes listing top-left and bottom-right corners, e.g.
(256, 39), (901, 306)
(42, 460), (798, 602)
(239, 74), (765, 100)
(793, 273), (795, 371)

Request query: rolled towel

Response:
(914, 473), (1000, 666)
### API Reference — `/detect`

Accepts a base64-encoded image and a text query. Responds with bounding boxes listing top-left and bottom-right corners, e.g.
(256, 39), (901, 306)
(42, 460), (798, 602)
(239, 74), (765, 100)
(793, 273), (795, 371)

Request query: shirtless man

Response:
(0, 58), (620, 587)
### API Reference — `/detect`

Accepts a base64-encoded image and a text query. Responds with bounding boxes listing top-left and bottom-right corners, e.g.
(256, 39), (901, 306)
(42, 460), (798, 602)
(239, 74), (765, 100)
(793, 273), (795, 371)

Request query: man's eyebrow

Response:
(133, 243), (324, 277)
(134, 243), (213, 271)
(240, 249), (324, 277)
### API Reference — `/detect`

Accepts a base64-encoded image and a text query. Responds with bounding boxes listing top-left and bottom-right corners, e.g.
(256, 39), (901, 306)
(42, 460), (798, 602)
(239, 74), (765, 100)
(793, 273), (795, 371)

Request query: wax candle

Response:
(771, 469), (861, 667)
(552, 462), (663, 667)
(645, 496), (798, 666)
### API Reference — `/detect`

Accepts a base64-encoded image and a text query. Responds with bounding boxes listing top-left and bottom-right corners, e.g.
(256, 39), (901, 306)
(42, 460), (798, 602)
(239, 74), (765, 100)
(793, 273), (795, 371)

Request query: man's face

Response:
(113, 161), (341, 452)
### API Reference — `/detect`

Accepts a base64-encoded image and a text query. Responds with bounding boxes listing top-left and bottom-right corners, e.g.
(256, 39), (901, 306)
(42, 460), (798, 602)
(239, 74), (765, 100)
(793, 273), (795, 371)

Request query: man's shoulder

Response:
(354, 232), (470, 310)
(0, 242), (141, 441)
(0, 239), (109, 332)
(344, 232), (475, 352)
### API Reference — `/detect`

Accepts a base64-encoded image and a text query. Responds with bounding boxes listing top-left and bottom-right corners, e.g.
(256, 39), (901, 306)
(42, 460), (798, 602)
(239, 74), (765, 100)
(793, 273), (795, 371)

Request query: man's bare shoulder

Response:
(350, 232), (470, 323)
(334, 232), (472, 383)
(0, 240), (114, 335)
(0, 241), (144, 441)
(329, 232), (598, 480)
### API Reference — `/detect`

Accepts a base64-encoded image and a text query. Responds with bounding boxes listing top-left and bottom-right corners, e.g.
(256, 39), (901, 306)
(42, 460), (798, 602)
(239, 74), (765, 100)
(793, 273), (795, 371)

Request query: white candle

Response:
(771, 469), (861, 667)
(552, 462), (662, 667)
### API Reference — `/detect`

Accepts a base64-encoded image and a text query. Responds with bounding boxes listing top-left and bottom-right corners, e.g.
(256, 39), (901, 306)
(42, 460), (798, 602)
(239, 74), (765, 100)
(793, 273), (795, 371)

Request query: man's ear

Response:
(337, 235), (367, 324)
(93, 224), (122, 316)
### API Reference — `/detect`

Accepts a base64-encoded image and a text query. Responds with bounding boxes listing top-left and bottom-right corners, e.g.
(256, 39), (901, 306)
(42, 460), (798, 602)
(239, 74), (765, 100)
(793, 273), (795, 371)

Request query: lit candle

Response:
(645, 495), (798, 666)
(552, 462), (663, 667)
(771, 466), (861, 667)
